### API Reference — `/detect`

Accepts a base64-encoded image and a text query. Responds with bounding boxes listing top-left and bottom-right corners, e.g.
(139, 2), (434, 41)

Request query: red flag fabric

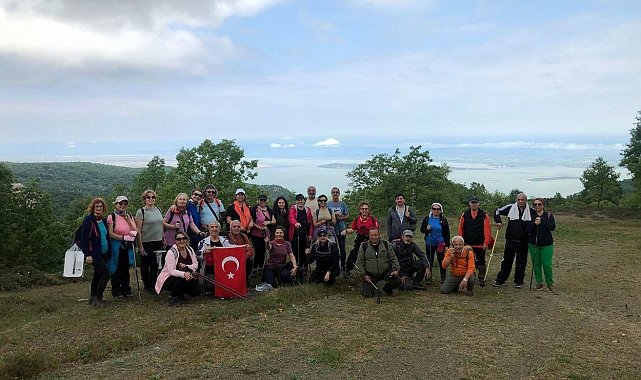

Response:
(213, 246), (247, 298)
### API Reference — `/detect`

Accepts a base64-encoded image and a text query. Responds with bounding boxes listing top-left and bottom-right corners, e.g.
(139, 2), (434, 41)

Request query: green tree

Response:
(620, 111), (641, 206)
(580, 157), (622, 207)
(174, 139), (258, 203)
(345, 146), (466, 218)
(131, 156), (167, 200)
(2, 180), (69, 271)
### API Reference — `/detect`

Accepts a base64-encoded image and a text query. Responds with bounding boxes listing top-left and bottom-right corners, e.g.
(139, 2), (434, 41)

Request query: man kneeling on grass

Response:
(392, 229), (431, 290)
(441, 235), (476, 296)
(356, 228), (401, 297)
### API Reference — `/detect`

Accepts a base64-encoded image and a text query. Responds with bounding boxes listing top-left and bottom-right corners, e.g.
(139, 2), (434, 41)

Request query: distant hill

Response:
(3, 161), (295, 217)
(4, 162), (141, 215)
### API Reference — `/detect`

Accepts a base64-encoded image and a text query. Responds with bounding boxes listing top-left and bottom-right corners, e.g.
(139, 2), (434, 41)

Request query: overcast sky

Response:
(1, 0), (640, 154)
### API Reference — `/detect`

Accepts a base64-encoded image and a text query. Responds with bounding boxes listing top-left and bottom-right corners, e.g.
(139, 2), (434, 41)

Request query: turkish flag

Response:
(213, 246), (247, 298)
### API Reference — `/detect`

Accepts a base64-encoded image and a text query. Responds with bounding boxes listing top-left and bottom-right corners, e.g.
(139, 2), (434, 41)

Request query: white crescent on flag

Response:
(221, 255), (240, 273)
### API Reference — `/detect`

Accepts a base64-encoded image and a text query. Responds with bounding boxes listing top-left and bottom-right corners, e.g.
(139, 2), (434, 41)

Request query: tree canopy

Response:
(620, 111), (641, 205)
(580, 157), (622, 207)
(345, 146), (468, 217)
(173, 139), (258, 203)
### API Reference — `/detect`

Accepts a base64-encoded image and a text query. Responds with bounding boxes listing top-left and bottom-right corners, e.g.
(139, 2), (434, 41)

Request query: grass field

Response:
(1, 212), (640, 379)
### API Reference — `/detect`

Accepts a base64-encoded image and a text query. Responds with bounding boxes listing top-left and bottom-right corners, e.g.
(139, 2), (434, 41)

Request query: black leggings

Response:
(90, 259), (110, 299)
(141, 240), (163, 290)
(162, 276), (202, 298)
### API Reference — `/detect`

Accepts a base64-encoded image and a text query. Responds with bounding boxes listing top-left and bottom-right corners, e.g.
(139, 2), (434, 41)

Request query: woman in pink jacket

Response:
(155, 231), (201, 306)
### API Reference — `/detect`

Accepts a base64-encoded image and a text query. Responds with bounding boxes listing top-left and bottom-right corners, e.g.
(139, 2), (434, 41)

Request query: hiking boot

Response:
(466, 288), (474, 296)
(250, 269), (257, 278)
(547, 284), (555, 293)
(88, 296), (95, 305)
(168, 296), (181, 307)
(492, 281), (505, 287)
(123, 292), (134, 298)
(413, 282), (426, 290)
(533, 283), (544, 291)
(92, 297), (105, 308)
(382, 283), (394, 296)
(514, 283), (524, 289)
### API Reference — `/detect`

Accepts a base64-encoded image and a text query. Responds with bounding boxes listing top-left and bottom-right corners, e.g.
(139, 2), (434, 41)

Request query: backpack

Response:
(139, 206), (162, 223)
(73, 224), (83, 245)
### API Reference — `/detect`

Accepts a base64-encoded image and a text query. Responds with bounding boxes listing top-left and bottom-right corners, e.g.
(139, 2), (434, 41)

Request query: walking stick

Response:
(190, 271), (253, 301)
(365, 277), (382, 304)
(484, 227), (501, 283)
(132, 247), (142, 301)
(529, 225), (538, 291)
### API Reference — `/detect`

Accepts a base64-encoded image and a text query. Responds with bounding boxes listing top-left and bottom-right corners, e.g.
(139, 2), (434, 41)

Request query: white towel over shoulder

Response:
(507, 203), (531, 221)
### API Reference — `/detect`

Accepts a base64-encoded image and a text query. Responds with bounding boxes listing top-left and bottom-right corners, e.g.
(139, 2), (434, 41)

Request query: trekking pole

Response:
(365, 277), (382, 304)
(191, 271), (253, 301)
(133, 246), (142, 301)
(529, 225), (538, 291)
(484, 227), (501, 283)
(295, 230), (301, 285)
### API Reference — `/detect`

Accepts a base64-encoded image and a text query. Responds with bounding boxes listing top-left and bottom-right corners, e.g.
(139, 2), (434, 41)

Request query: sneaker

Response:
(514, 283), (524, 289)
(123, 292), (134, 298)
(492, 281), (505, 287)
(413, 283), (426, 290)
(533, 283), (544, 291)
(547, 284), (555, 293)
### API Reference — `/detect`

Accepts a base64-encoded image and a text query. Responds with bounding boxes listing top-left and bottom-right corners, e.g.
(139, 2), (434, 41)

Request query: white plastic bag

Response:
(63, 244), (84, 278)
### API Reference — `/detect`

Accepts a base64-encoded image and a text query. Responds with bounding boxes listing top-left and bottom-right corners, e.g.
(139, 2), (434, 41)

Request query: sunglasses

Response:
(205, 190), (216, 194)
(331, 191), (339, 194)
(318, 233), (328, 237)
(118, 201), (129, 206)
(193, 193), (202, 197)
(175, 237), (188, 241)
(318, 200), (327, 203)
(533, 203), (543, 206)
(432, 208), (441, 211)
(146, 196), (156, 199)
(360, 207), (369, 210)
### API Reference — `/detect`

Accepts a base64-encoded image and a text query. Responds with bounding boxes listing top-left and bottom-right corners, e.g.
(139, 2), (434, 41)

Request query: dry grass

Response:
(1, 212), (640, 379)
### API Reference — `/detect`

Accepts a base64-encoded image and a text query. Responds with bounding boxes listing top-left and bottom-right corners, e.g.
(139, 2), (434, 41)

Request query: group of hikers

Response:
(79, 184), (556, 307)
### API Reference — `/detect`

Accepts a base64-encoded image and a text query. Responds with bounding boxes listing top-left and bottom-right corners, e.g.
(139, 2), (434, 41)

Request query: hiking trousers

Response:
(529, 243), (554, 286)
(441, 273), (476, 294)
(495, 240), (528, 284)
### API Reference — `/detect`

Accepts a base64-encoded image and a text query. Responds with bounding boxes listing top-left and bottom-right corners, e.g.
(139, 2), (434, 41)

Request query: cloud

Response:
(0, 0), (283, 73)
(314, 138), (340, 147)
(270, 143), (295, 148)
(66, 141), (76, 148)
(349, 0), (430, 9)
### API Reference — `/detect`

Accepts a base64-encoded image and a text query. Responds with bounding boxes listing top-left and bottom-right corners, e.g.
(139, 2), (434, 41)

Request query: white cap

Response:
(235, 188), (245, 195)
(114, 195), (129, 204)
